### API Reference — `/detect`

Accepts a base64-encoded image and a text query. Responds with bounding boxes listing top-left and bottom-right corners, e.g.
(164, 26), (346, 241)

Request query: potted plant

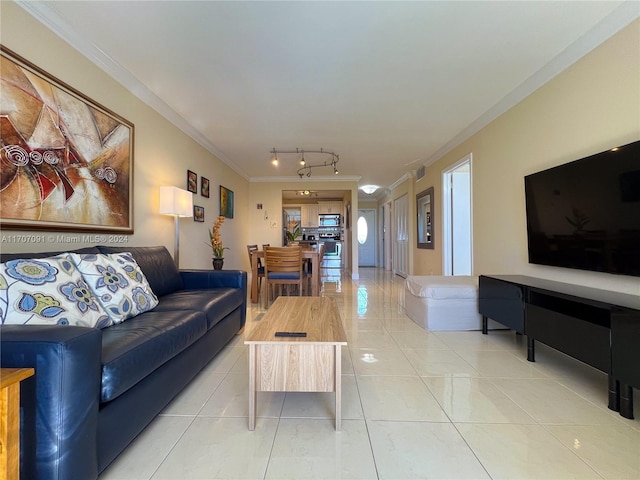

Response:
(286, 221), (301, 245)
(209, 215), (229, 269)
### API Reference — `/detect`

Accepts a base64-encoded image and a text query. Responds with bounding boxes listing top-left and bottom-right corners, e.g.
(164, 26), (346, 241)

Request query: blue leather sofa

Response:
(0, 246), (247, 480)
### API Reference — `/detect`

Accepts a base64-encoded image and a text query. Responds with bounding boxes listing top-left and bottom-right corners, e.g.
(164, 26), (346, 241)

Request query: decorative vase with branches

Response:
(209, 215), (229, 268)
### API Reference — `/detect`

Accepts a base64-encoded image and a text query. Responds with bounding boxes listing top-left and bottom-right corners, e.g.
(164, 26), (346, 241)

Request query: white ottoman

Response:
(404, 276), (501, 331)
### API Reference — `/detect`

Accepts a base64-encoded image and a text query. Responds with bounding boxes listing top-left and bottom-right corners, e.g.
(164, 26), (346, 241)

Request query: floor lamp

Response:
(159, 186), (193, 268)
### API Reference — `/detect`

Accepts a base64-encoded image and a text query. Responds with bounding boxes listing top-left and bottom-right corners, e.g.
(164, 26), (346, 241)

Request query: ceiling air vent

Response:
(416, 165), (426, 181)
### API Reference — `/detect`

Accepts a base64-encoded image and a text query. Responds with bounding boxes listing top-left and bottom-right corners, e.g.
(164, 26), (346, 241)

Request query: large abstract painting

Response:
(0, 46), (134, 232)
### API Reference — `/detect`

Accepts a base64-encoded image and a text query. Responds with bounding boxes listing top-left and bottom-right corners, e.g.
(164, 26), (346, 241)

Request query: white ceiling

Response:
(19, 1), (638, 200)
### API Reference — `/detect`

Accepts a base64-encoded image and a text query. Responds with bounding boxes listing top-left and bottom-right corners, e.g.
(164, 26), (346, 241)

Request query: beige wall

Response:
(413, 19), (640, 294)
(358, 200), (378, 209)
(413, 180), (441, 275)
(0, 2), (249, 270)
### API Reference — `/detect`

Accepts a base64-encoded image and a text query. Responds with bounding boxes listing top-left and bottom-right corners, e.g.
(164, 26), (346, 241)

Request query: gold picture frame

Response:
(0, 46), (135, 233)
(219, 185), (234, 219)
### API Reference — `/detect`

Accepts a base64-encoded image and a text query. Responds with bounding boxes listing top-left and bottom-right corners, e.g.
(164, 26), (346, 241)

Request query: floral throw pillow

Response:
(69, 252), (159, 324)
(0, 255), (113, 328)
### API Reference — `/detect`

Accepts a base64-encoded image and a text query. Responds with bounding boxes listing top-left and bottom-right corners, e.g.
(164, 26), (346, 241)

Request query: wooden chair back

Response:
(247, 244), (258, 264)
(247, 244), (264, 269)
(264, 246), (303, 305)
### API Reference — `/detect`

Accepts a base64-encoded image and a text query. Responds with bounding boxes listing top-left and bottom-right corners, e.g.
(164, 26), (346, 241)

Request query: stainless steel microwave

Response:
(319, 214), (340, 227)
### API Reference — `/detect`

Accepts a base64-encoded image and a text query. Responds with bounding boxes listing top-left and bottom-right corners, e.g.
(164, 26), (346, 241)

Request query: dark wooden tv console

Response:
(478, 274), (640, 419)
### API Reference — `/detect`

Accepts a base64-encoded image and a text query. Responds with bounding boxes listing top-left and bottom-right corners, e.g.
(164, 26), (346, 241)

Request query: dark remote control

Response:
(275, 331), (307, 337)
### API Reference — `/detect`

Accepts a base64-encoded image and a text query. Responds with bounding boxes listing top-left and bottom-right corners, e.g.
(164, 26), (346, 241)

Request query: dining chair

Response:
(302, 244), (319, 293)
(316, 243), (326, 285)
(264, 246), (303, 306)
(246, 244), (265, 295)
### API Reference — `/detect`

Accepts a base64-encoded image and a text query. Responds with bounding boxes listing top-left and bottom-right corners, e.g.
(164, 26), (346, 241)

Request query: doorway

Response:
(358, 209), (376, 266)
(443, 155), (473, 275)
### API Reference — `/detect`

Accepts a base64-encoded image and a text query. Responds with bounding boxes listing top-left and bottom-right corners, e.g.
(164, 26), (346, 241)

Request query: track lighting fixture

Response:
(295, 190), (319, 197)
(269, 147), (340, 177)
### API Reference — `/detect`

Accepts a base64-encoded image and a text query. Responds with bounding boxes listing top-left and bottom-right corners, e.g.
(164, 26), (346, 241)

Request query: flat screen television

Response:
(524, 140), (640, 277)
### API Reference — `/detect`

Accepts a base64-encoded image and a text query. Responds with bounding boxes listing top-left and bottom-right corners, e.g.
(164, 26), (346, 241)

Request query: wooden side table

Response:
(1, 368), (35, 480)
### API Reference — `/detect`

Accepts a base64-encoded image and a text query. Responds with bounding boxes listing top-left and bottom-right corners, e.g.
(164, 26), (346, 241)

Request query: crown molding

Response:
(422, 1), (640, 168)
(15, 0), (251, 181)
(388, 173), (413, 192)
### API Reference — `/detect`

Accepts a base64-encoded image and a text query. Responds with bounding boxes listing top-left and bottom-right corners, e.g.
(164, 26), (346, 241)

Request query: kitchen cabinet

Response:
(318, 202), (342, 215)
(301, 205), (319, 227)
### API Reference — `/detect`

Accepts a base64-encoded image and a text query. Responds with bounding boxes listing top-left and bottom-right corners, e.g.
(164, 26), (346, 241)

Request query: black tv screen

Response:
(524, 140), (640, 277)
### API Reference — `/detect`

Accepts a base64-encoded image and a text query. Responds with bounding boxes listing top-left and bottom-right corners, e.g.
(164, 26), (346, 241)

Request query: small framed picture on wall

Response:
(220, 185), (234, 219)
(201, 176), (210, 198)
(193, 205), (205, 222)
(187, 170), (197, 193)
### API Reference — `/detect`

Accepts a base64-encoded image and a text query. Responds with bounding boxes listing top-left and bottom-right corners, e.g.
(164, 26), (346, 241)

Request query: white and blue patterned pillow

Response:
(69, 252), (159, 324)
(0, 255), (113, 328)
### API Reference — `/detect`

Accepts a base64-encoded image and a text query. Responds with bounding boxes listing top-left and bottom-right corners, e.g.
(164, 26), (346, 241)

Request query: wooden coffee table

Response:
(244, 296), (347, 430)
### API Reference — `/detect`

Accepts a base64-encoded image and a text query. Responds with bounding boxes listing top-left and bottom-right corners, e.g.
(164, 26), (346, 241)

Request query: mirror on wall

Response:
(417, 187), (434, 249)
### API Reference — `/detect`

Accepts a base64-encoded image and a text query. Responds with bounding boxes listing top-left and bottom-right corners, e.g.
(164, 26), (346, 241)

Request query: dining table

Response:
(250, 246), (322, 303)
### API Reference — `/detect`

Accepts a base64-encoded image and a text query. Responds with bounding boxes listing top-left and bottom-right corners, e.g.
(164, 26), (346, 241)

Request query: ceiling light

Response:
(360, 185), (378, 195)
(269, 147), (340, 178)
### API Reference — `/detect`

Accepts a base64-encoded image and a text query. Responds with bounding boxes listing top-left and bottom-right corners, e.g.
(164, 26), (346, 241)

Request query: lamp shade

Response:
(159, 186), (193, 217)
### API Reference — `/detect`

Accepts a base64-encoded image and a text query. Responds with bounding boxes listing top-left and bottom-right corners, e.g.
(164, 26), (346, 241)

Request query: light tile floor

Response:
(100, 268), (640, 480)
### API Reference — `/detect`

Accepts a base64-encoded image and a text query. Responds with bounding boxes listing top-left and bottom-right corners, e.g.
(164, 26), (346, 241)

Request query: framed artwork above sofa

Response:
(0, 46), (135, 233)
